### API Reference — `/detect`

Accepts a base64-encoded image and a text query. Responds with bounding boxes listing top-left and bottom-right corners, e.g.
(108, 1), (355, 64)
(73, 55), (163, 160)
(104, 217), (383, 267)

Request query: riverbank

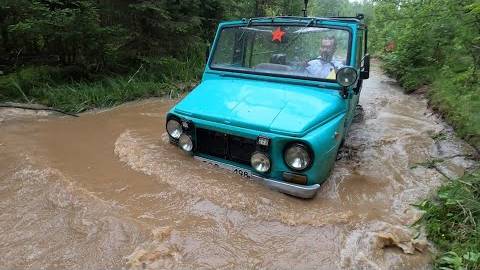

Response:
(380, 62), (480, 153)
(380, 58), (480, 269)
(427, 75), (480, 152)
(0, 59), (201, 113)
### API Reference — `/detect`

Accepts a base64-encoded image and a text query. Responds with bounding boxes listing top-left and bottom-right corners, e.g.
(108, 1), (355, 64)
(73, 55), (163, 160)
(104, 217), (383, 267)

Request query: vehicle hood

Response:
(174, 78), (346, 136)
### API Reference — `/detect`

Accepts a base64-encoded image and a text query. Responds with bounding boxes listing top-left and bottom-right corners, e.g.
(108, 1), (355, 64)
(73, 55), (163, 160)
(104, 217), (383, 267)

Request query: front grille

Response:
(195, 128), (256, 166)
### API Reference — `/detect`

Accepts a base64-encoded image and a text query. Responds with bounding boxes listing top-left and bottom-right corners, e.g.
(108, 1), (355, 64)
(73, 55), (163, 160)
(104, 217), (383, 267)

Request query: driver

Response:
(305, 36), (343, 79)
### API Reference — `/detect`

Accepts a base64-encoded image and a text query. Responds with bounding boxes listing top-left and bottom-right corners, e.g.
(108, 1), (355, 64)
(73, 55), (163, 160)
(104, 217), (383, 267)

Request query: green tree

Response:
(2, 0), (128, 71)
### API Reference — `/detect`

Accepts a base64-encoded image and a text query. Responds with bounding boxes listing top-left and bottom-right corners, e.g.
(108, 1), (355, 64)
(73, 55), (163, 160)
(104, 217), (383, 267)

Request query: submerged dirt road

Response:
(0, 63), (478, 269)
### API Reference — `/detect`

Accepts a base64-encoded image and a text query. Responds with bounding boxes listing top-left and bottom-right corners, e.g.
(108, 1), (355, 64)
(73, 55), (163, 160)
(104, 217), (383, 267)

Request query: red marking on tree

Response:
(385, 41), (396, 52)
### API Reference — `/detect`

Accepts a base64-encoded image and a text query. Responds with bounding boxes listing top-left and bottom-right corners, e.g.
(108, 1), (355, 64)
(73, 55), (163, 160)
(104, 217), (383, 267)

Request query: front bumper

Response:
(195, 156), (320, 199)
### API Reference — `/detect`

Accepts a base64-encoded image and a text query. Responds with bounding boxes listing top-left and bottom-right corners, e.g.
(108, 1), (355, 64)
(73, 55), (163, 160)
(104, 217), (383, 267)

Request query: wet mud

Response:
(0, 63), (477, 269)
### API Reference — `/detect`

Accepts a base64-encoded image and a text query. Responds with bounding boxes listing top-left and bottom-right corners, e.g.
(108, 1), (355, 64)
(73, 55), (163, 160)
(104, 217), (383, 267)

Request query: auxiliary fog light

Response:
(251, 152), (271, 173)
(179, 134), (193, 152)
(166, 119), (182, 139)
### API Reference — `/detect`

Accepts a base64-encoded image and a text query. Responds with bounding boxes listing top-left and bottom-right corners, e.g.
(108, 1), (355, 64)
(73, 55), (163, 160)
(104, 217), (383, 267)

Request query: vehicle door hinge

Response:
(341, 87), (349, 99)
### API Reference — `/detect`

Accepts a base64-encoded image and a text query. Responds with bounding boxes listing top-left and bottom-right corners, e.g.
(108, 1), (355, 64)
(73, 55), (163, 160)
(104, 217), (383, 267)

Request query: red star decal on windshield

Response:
(272, 27), (285, 42)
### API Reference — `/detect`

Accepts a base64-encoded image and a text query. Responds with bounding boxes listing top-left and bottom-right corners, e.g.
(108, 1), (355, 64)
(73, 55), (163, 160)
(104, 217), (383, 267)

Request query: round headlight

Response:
(336, 67), (358, 87)
(166, 119), (182, 139)
(251, 152), (271, 173)
(284, 143), (311, 171)
(179, 134), (193, 152)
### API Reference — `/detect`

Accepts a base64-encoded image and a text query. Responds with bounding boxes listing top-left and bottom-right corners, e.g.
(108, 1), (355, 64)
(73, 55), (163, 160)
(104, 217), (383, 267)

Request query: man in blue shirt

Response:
(305, 36), (343, 79)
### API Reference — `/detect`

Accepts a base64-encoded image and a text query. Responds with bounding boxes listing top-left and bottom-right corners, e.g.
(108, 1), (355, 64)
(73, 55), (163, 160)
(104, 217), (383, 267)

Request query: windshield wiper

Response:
(284, 18), (315, 51)
(237, 18), (256, 42)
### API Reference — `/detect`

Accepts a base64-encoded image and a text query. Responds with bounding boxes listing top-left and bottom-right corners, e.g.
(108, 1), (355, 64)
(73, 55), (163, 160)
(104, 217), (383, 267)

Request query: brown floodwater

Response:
(0, 63), (478, 269)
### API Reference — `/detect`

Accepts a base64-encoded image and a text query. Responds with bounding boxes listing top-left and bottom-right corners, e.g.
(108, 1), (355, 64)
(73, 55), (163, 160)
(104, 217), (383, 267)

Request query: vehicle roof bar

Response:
(242, 15), (364, 25)
(329, 13), (364, 20)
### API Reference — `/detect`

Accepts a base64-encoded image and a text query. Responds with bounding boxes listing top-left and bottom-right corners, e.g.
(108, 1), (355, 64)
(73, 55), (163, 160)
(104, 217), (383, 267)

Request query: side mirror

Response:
(360, 53), (370, 79)
(205, 45), (211, 63)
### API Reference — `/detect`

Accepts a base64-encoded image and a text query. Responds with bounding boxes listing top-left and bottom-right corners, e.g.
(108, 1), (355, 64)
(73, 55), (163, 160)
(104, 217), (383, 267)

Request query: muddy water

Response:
(0, 63), (478, 269)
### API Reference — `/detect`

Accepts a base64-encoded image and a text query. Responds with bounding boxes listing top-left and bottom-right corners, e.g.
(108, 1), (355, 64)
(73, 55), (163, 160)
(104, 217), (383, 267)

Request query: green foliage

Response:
(128, 0), (208, 57)
(372, 0), (480, 76)
(0, 55), (202, 112)
(429, 69), (480, 149)
(371, 0), (480, 148)
(417, 170), (480, 270)
(310, 0), (374, 20)
(33, 77), (177, 113)
(2, 0), (128, 71)
(138, 45), (204, 83)
(0, 0), (229, 73)
(0, 69), (192, 113)
(0, 0), (221, 110)
(0, 66), (62, 101)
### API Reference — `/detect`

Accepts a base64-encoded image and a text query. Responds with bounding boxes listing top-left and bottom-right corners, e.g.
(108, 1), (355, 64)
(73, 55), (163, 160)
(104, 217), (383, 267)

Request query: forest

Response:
(0, 1), (479, 269)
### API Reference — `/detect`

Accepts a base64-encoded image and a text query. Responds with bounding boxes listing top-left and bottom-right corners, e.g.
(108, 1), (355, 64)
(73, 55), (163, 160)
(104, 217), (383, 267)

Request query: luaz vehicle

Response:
(166, 14), (370, 198)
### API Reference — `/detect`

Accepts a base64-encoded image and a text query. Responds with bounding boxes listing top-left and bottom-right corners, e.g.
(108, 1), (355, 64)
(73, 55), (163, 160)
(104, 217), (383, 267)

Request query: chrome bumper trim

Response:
(194, 156), (320, 199)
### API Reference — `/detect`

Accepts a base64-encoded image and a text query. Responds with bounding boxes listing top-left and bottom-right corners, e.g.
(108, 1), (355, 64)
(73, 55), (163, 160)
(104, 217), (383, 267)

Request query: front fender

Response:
(268, 112), (346, 185)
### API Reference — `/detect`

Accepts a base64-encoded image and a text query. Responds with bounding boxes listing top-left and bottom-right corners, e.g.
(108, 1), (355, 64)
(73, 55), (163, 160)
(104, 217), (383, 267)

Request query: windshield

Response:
(210, 25), (350, 81)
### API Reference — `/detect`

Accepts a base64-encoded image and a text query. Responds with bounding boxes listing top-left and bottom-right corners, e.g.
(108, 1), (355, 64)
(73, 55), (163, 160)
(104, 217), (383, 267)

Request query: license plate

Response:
(194, 156), (252, 178)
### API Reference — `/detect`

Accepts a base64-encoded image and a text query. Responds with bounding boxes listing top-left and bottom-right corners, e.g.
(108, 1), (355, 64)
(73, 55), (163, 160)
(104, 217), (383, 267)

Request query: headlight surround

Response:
(166, 119), (182, 139)
(336, 66), (358, 87)
(179, 134), (193, 152)
(284, 143), (312, 171)
(251, 152), (271, 173)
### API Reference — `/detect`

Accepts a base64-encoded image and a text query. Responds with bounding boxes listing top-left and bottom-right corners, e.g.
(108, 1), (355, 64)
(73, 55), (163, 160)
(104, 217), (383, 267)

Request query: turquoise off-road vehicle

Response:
(165, 14), (370, 198)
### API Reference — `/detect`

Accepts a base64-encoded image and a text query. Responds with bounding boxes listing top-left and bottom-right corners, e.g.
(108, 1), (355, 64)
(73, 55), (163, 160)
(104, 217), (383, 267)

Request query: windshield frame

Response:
(207, 22), (353, 83)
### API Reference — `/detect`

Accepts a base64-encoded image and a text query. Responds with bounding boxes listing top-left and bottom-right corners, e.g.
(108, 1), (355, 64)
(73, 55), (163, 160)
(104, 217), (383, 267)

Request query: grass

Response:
(0, 55), (204, 113)
(30, 78), (188, 113)
(416, 170), (480, 270)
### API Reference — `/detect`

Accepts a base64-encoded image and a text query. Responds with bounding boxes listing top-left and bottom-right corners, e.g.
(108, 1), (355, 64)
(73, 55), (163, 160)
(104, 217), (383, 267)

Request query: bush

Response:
(0, 66), (63, 102)
(418, 170), (480, 270)
(398, 66), (436, 93)
(429, 69), (480, 150)
(139, 54), (204, 83)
